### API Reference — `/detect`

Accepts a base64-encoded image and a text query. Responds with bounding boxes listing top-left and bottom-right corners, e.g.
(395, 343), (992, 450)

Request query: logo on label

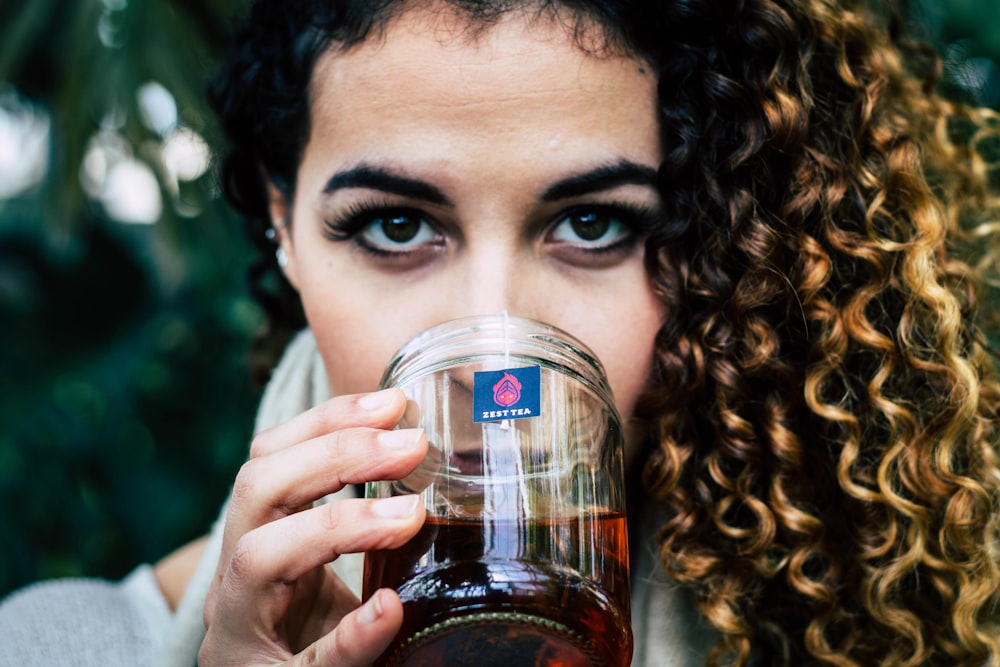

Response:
(492, 373), (522, 407)
(473, 365), (541, 423)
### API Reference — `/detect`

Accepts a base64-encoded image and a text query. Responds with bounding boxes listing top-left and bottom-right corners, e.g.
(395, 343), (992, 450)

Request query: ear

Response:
(265, 178), (300, 289)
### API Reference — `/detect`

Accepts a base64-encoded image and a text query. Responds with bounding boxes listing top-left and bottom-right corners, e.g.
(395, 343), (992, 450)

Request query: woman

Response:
(4, 0), (1000, 665)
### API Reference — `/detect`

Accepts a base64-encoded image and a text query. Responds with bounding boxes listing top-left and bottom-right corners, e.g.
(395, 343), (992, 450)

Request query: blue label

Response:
(472, 365), (541, 423)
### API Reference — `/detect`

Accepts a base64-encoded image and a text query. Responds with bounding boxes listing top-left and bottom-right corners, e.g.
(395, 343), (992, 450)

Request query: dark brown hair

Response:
(210, 1), (1000, 663)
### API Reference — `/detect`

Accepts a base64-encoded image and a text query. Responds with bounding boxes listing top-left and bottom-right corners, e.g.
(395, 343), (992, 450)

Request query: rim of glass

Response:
(378, 314), (616, 406)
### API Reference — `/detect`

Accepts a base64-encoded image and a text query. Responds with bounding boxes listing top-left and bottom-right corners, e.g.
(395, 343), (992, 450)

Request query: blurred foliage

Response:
(0, 0), (999, 602)
(0, 0), (259, 598)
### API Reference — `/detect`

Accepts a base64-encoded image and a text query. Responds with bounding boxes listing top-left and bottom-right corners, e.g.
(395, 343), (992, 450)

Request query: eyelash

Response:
(321, 200), (414, 243)
(321, 199), (660, 258)
(552, 202), (660, 255)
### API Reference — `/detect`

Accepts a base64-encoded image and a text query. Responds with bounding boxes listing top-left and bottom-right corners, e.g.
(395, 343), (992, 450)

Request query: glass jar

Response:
(364, 314), (632, 667)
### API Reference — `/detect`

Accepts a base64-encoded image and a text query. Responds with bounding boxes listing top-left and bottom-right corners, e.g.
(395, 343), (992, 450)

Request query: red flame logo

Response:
(492, 373), (522, 407)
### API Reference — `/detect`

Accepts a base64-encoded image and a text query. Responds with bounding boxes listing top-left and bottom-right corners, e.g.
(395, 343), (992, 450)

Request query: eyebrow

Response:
(321, 160), (659, 204)
(540, 161), (660, 201)
(323, 165), (451, 205)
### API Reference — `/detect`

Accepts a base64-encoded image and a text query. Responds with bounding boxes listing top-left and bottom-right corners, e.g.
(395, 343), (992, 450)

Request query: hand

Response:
(199, 388), (428, 666)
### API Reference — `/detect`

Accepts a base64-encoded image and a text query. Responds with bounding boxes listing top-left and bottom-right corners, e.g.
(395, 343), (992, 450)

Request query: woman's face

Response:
(275, 7), (665, 464)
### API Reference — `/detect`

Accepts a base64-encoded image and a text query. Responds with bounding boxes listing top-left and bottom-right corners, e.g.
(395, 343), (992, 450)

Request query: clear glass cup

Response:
(363, 314), (632, 667)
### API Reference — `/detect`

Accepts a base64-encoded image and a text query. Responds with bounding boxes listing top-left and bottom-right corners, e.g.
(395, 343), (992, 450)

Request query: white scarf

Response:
(156, 329), (716, 667)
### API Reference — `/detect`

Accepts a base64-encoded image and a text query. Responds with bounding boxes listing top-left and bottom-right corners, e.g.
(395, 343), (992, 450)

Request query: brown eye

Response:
(550, 208), (630, 247)
(359, 210), (441, 251)
(570, 212), (612, 241)
(322, 204), (446, 265)
(381, 215), (422, 243)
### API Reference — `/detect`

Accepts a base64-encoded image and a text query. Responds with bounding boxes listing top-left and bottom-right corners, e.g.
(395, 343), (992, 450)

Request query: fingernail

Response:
(359, 590), (383, 625)
(372, 494), (420, 518)
(378, 428), (423, 450)
(358, 389), (396, 411)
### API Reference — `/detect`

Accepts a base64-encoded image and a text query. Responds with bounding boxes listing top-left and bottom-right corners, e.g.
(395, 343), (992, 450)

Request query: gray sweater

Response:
(0, 565), (170, 666)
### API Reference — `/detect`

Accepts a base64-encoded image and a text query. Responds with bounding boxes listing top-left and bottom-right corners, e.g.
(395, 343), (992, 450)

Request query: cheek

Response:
(574, 288), (665, 462)
(313, 327), (394, 396)
(302, 286), (451, 396)
(567, 284), (666, 421)
(297, 283), (401, 396)
(287, 237), (420, 395)
(603, 320), (662, 467)
(601, 322), (660, 421)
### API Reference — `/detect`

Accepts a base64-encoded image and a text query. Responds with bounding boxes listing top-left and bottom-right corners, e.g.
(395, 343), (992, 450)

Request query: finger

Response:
(236, 496), (424, 585)
(291, 589), (404, 667)
(250, 389), (407, 458)
(214, 496), (425, 633)
(223, 428), (427, 558)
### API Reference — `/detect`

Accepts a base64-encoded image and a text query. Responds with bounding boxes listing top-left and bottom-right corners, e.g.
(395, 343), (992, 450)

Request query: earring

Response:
(266, 218), (285, 242)
(276, 246), (289, 268)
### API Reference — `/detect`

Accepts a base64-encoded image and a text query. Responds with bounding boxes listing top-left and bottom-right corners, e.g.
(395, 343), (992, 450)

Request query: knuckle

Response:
(323, 625), (356, 665)
(312, 399), (339, 430)
(247, 429), (273, 459)
(196, 640), (213, 666)
(300, 641), (322, 664)
(196, 631), (229, 667)
(230, 459), (260, 503)
(319, 500), (345, 533)
(321, 427), (351, 461)
(203, 580), (219, 626)
(227, 534), (259, 584)
(317, 431), (357, 485)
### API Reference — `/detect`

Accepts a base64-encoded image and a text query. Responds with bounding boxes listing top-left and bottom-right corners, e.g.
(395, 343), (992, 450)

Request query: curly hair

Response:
(210, 0), (1000, 664)
(641, 0), (1000, 664)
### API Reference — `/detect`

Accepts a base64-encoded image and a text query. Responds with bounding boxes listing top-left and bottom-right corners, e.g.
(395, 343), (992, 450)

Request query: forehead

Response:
(316, 4), (637, 74)
(305, 7), (659, 156)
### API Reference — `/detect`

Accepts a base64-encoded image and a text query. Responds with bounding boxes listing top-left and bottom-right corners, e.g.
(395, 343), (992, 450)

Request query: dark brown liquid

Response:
(364, 513), (631, 667)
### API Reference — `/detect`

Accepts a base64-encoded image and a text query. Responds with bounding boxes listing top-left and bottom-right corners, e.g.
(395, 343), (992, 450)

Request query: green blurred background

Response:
(1, 0), (999, 599)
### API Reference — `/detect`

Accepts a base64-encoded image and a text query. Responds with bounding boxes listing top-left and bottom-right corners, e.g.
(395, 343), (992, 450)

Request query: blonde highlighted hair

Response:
(642, 0), (1000, 664)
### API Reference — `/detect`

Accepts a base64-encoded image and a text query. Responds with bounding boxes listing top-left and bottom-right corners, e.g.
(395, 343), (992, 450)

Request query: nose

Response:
(440, 241), (548, 324)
